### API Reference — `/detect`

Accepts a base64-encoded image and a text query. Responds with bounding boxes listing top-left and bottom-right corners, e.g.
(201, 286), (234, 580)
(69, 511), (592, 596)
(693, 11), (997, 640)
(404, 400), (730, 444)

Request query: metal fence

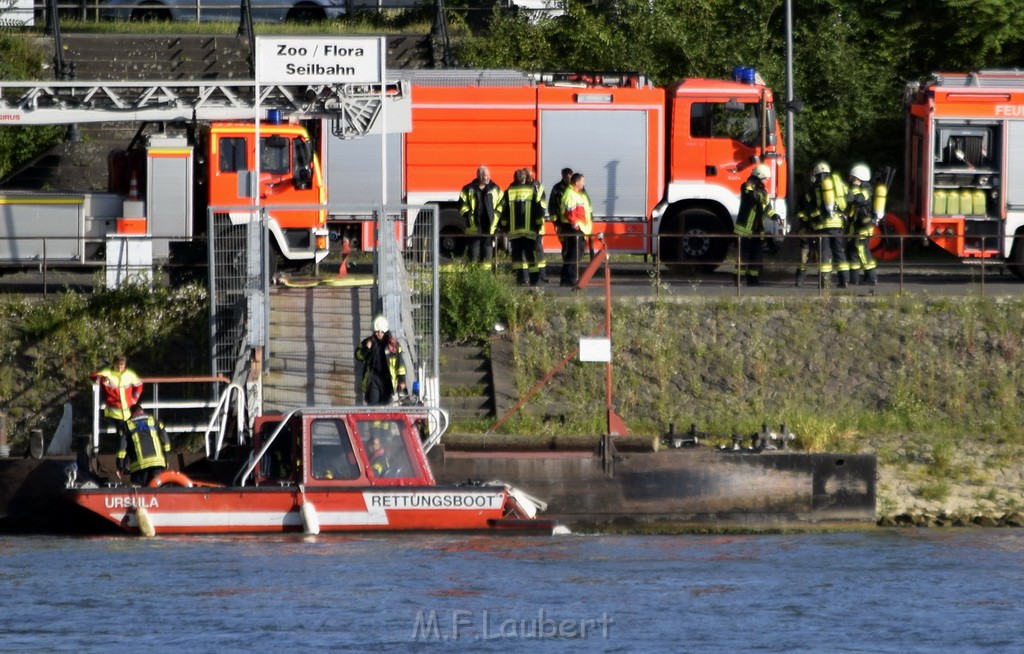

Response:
(208, 208), (266, 383)
(431, 230), (1024, 295)
(4, 230), (1024, 297)
(373, 204), (440, 405)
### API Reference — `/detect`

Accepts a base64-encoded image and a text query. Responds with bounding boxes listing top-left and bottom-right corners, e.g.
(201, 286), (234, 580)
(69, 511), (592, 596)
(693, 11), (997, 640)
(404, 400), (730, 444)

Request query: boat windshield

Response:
(310, 418), (360, 481)
(356, 419), (416, 480)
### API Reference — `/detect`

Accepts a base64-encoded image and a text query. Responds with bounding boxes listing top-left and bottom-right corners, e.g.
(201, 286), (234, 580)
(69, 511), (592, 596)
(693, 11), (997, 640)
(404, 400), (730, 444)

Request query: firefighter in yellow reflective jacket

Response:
(502, 169), (547, 286)
(808, 161), (850, 288)
(560, 172), (593, 287)
(845, 163), (878, 286)
(458, 165), (504, 265)
(90, 355), (143, 440)
(523, 168), (550, 283)
(117, 404), (171, 486)
(733, 164), (779, 286)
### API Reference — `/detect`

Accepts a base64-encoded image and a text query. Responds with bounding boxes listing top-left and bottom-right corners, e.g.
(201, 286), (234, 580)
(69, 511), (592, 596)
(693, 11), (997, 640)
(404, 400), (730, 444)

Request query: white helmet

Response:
(752, 164), (771, 180)
(373, 315), (389, 332)
(850, 163), (871, 182)
(812, 161), (831, 176)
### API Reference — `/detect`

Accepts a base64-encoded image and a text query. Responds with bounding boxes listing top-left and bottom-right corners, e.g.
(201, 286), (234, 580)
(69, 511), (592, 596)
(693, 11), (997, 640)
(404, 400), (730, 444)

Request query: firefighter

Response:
(458, 165), (504, 265)
(794, 172), (818, 287)
(808, 161), (850, 288)
(502, 169), (546, 286)
(549, 167), (574, 267)
(367, 434), (391, 476)
(117, 404), (171, 486)
(560, 172), (593, 287)
(734, 164), (779, 286)
(523, 168), (550, 283)
(90, 355), (143, 441)
(355, 315), (407, 406)
(846, 163), (878, 286)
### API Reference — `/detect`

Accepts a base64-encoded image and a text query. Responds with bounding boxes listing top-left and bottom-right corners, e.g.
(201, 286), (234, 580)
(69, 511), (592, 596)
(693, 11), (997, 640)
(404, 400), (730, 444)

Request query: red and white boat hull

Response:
(69, 486), (514, 535)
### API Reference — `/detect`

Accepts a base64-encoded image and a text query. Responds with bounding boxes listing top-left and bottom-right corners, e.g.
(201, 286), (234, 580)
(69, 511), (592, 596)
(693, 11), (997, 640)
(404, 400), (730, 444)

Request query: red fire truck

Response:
(902, 70), (1024, 275)
(324, 68), (787, 269)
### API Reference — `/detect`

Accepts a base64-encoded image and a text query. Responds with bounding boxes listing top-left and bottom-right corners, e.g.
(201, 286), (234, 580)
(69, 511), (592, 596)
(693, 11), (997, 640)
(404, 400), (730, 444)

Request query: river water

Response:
(2, 530), (1022, 652)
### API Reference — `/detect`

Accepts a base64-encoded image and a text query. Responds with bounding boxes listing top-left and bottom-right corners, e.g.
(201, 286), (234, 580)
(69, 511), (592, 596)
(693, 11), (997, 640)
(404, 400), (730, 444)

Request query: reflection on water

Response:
(2, 530), (1023, 651)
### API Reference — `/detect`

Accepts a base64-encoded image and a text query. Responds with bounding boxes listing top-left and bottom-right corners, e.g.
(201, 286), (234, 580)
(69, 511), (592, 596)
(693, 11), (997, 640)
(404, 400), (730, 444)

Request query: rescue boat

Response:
(65, 406), (552, 536)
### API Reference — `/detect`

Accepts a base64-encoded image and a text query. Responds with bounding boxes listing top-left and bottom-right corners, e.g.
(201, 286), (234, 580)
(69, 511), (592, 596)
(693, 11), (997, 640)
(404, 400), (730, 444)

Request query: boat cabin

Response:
(248, 408), (436, 487)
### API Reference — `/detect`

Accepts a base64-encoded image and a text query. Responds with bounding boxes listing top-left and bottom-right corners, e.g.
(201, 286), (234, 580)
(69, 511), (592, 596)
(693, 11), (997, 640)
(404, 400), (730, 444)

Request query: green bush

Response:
(439, 263), (514, 341)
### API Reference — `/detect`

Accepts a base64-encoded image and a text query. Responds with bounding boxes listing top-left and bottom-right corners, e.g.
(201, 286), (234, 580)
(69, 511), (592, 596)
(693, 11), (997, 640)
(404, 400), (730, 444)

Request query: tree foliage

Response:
(454, 0), (1024, 181)
(0, 33), (65, 178)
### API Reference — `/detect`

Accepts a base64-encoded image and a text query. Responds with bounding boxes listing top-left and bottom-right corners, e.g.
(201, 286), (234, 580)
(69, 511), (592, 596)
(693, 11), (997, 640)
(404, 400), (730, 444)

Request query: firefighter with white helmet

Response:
(734, 163), (779, 286)
(355, 314), (407, 405)
(804, 160), (850, 288)
(846, 163), (878, 285)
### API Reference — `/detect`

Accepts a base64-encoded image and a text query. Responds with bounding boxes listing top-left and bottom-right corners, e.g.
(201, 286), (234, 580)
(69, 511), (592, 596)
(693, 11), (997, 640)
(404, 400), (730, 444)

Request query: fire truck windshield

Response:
(260, 135), (290, 175)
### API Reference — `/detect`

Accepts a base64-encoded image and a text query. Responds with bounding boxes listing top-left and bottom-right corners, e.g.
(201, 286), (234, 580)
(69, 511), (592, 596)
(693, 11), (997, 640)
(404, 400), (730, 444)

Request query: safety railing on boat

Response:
(91, 375), (240, 451)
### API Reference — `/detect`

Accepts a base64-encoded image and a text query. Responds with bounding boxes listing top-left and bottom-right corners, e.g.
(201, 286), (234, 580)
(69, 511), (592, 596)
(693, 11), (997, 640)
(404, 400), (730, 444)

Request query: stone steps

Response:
(440, 343), (495, 420)
(263, 285), (373, 410)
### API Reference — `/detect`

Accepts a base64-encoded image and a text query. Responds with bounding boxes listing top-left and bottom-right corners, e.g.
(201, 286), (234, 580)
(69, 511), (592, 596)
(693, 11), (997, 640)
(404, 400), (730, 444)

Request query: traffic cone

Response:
(128, 172), (140, 200)
(338, 237), (351, 277)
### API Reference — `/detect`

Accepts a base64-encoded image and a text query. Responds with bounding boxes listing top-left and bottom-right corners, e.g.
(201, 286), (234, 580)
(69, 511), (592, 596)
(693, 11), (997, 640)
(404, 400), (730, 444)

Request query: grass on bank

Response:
(440, 265), (1024, 453)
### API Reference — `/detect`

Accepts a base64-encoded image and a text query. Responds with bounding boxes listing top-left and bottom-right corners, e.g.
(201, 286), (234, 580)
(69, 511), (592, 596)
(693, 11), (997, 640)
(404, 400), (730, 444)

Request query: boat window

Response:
(356, 419), (415, 480)
(310, 419), (360, 481)
(259, 420), (294, 482)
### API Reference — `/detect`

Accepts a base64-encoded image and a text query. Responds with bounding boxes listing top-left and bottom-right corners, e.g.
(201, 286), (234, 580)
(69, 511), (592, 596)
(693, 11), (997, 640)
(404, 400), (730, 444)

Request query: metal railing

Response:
(4, 230), (1024, 296)
(432, 229), (1024, 295)
(23, 0), (433, 24)
(91, 374), (231, 450)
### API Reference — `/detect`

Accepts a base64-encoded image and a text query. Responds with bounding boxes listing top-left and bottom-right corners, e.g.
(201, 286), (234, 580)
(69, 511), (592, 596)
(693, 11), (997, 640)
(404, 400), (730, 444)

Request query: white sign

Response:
(255, 37), (383, 85)
(579, 338), (611, 363)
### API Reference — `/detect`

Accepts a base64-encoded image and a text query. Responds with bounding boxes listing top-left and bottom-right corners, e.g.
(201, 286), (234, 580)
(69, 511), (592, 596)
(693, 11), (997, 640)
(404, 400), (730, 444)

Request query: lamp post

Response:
(785, 0), (796, 216)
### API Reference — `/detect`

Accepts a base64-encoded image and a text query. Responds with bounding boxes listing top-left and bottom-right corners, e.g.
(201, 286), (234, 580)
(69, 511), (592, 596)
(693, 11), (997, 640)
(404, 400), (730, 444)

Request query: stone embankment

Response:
(871, 434), (1024, 527)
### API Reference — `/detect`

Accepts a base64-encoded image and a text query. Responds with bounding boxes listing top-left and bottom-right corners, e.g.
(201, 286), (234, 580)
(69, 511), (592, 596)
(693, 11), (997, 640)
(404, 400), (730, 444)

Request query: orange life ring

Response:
(148, 470), (195, 488)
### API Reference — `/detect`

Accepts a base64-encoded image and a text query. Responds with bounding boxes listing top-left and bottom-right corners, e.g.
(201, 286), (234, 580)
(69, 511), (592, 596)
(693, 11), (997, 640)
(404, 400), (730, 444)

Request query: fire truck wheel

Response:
(286, 3), (327, 22)
(439, 208), (467, 260)
(662, 208), (728, 273)
(129, 3), (171, 21)
(1010, 232), (1024, 279)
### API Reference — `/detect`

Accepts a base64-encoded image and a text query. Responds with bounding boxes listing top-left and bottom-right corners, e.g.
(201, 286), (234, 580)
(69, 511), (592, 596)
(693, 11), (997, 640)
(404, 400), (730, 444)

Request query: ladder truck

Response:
(0, 78), (406, 273)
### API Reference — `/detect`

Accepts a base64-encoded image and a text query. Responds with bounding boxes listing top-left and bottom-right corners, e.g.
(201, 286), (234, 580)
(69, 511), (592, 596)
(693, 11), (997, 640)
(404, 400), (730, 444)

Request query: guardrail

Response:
(91, 374), (233, 450)
(436, 230), (1024, 295)
(20, 0), (442, 24)
(3, 230), (1023, 295)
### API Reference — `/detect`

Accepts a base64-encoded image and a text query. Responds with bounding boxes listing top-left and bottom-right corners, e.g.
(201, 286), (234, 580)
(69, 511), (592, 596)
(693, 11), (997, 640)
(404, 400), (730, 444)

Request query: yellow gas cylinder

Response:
(959, 189), (973, 215)
(972, 188), (986, 215)
(933, 189), (947, 215)
(946, 188), (959, 215)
